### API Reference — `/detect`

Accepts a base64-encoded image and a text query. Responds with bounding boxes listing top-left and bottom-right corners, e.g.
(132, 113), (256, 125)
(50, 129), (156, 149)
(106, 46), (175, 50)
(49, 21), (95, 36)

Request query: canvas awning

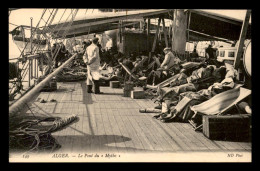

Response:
(44, 9), (173, 38)
(187, 9), (251, 41)
(14, 9), (251, 41)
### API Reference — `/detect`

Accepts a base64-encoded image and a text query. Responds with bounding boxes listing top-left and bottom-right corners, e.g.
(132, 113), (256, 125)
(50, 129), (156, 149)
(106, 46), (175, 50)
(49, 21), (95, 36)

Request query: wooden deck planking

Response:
(100, 108), (119, 153)
(80, 83), (100, 153)
(132, 98), (189, 151)
(133, 114), (165, 151)
(93, 101), (110, 153)
(95, 112), (110, 153)
(87, 101), (101, 153)
(119, 111), (148, 153)
(139, 115), (178, 152)
(134, 99), (195, 151)
(113, 113), (136, 153)
(53, 90), (66, 114)
(126, 100), (169, 151)
(71, 99), (83, 153)
(126, 114), (155, 151)
(135, 105), (183, 152)
(12, 81), (251, 155)
(60, 87), (77, 153)
(180, 122), (224, 151)
(81, 109), (93, 152)
(109, 86), (148, 153)
(107, 110), (128, 153)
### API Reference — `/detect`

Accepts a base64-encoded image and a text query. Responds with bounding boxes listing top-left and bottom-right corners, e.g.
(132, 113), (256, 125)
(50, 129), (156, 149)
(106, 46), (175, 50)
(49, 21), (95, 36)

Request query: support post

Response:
(151, 17), (161, 53)
(30, 17), (33, 54)
(34, 58), (36, 79)
(140, 21), (143, 31)
(187, 11), (191, 43)
(171, 9), (187, 55)
(162, 17), (168, 47)
(147, 18), (150, 52)
(36, 58), (38, 79)
(28, 59), (31, 87)
(233, 10), (251, 70)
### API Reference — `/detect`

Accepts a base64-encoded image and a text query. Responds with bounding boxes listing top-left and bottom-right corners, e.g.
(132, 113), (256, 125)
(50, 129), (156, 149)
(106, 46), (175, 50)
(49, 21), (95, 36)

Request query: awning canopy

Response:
(12, 9), (251, 41)
(187, 9), (251, 41)
(44, 9), (173, 38)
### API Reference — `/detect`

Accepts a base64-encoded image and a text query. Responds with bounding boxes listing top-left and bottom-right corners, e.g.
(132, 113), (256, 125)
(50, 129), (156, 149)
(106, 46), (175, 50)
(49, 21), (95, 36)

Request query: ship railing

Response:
(9, 53), (43, 101)
(9, 53), (77, 117)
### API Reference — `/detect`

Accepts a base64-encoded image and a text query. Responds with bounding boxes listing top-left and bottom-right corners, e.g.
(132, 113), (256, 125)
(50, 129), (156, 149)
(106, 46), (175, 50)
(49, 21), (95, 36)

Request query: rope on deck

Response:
(9, 53), (78, 117)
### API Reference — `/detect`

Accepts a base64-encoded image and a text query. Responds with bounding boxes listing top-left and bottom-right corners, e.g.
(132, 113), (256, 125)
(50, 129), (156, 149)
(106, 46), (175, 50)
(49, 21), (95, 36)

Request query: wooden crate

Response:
(110, 81), (120, 88)
(124, 81), (134, 91)
(202, 114), (251, 141)
(131, 90), (145, 99)
(123, 88), (131, 97)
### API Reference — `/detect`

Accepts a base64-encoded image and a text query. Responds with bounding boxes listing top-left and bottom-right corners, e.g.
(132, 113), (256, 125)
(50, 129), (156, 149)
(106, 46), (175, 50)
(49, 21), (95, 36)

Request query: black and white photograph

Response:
(8, 8), (252, 162)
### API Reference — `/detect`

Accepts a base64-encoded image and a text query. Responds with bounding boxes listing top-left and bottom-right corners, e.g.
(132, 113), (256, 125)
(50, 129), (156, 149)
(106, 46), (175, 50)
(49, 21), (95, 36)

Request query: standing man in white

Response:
(83, 38), (103, 94)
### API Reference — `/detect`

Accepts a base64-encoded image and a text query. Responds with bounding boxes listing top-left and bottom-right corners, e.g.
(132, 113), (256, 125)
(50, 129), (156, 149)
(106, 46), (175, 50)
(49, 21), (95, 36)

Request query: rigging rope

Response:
(51, 9), (78, 61)
(33, 9), (68, 55)
(9, 9), (79, 99)
(9, 9), (49, 95)
(31, 9), (58, 53)
(14, 9), (47, 60)
(32, 9), (59, 54)
(16, 8), (52, 73)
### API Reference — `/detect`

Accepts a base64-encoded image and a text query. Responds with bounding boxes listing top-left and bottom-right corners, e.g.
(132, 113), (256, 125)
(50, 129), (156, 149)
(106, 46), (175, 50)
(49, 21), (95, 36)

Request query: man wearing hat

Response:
(160, 47), (181, 71)
(205, 44), (217, 65)
(83, 37), (103, 94)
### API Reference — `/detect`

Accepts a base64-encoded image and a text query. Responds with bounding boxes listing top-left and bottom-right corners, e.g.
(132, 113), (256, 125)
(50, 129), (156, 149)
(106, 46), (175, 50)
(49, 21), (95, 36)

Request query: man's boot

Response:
(87, 85), (93, 93)
(93, 80), (103, 94)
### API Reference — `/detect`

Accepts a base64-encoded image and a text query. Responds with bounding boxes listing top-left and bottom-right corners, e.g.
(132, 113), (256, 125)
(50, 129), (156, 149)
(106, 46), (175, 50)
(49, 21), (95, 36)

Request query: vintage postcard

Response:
(8, 8), (251, 162)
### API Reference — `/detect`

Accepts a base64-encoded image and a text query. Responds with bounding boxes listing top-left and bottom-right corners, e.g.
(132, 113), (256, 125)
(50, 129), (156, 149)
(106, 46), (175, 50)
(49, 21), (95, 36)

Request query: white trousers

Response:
(86, 66), (101, 85)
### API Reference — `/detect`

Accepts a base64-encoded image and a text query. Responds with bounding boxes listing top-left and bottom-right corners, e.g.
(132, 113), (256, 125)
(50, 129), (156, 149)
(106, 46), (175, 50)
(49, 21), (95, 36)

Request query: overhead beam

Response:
(48, 9), (172, 33)
(52, 21), (140, 38)
(189, 9), (244, 26)
(188, 29), (232, 42)
(161, 17), (168, 47)
(233, 10), (251, 69)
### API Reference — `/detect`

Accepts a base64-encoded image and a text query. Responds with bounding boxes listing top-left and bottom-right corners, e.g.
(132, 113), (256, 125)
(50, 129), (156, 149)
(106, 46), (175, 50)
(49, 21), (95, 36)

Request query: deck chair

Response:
(119, 62), (147, 86)
(131, 56), (149, 73)
(189, 86), (251, 131)
(146, 62), (203, 90)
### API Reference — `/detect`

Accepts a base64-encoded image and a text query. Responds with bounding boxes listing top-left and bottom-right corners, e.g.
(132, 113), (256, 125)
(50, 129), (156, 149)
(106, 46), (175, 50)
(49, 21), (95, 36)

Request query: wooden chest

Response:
(123, 88), (131, 97)
(123, 81), (134, 97)
(202, 114), (251, 141)
(131, 90), (145, 99)
(110, 81), (120, 88)
(124, 81), (134, 91)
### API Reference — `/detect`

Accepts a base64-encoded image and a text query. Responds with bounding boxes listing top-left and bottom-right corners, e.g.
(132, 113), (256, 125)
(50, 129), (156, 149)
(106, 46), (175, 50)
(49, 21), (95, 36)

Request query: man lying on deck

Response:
(153, 63), (239, 122)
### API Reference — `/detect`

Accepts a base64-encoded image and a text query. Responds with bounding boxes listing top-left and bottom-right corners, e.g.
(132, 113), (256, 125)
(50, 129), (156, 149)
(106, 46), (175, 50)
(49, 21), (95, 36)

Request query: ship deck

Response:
(9, 81), (251, 162)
